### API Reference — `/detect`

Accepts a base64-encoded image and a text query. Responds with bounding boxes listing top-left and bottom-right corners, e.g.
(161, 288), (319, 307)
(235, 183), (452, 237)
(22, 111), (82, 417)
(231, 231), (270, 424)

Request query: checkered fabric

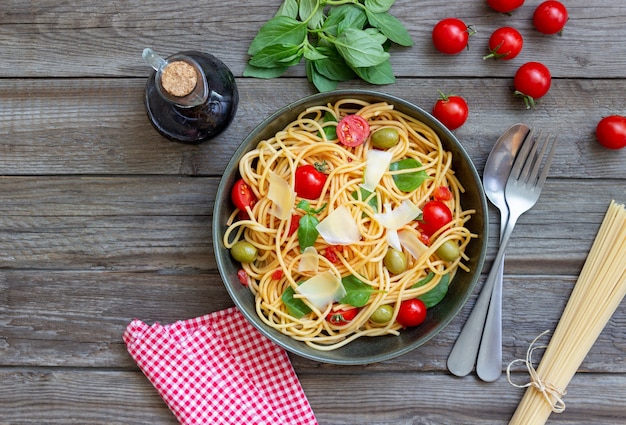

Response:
(123, 307), (318, 425)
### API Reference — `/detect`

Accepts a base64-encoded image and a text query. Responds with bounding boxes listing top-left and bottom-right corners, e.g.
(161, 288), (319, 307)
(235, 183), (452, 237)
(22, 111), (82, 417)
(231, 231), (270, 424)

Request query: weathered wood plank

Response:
(1, 78), (625, 177)
(0, 368), (623, 425)
(0, 1), (625, 78)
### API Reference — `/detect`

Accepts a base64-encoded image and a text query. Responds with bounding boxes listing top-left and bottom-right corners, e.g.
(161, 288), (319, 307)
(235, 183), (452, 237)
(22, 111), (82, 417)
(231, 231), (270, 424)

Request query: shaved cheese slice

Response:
(398, 229), (429, 260)
(373, 200), (421, 230)
(316, 205), (361, 245)
(387, 228), (401, 251)
(268, 171), (295, 220)
(296, 270), (346, 310)
(360, 149), (393, 192)
(298, 246), (319, 273)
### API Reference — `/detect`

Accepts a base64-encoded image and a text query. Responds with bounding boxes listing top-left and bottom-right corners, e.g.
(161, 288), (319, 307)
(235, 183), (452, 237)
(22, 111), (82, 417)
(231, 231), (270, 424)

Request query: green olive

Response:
(384, 248), (408, 274)
(436, 240), (460, 261)
(230, 240), (258, 263)
(371, 127), (400, 149)
(370, 304), (394, 324)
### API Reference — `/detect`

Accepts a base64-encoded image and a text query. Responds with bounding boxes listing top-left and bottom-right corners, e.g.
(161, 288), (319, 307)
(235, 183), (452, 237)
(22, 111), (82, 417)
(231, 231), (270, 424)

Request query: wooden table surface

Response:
(1, 1), (625, 424)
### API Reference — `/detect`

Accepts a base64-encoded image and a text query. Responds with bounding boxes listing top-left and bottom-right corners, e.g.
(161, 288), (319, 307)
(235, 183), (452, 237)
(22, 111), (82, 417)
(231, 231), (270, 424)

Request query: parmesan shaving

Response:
(296, 270), (347, 310)
(398, 229), (428, 260)
(316, 205), (362, 245)
(298, 246), (319, 273)
(268, 171), (295, 220)
(360, 149), (393, 192)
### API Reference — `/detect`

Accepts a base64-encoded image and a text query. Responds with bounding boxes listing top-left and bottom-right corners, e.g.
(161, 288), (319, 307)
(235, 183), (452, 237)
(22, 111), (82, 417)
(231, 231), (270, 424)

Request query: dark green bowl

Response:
(212, 90), (488, 365)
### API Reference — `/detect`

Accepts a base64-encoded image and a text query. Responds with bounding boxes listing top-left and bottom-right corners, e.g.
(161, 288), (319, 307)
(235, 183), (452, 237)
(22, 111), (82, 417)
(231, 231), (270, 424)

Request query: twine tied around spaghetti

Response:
(506, 330), (567, 414)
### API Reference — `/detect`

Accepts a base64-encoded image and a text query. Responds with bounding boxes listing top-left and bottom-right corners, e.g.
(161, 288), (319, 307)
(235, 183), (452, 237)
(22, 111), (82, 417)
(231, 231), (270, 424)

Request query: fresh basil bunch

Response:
(244, 0), (414, 92)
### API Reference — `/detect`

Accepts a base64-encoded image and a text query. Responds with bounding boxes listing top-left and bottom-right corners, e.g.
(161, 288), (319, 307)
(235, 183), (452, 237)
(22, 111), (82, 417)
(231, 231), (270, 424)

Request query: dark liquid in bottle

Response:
(145, 51), (238, 144)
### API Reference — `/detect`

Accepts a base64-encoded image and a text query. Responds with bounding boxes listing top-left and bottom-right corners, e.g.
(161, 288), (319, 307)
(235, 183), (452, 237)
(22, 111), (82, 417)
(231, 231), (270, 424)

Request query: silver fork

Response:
(448, 130), (557, 381)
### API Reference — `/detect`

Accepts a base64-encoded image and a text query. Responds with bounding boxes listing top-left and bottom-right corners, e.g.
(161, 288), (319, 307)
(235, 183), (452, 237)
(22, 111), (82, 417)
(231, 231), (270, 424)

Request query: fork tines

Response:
(509, 130), (558, 188)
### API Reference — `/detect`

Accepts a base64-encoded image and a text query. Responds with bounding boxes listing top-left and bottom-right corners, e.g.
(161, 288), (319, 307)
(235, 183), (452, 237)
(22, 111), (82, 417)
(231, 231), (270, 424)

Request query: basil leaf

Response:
(243, 63), (289, 79)
(351, 187), (378, 213)
(299, 0), (324, 29)
(298, 214), (319, 250)
(323, 5), (367, 36)
(313, 46), (356, 82)
(340, 275), (374, 307)
(334, 28), (390, 68)
(303, 45), (328, 61)
(365, 10), (414, 47)
(321, 111), (338, 139)
(411, 271), (435, 289)
(282, 286), (312, 318)
(390, 158), (429, 192)
(364, 0), (394, 13)
(248, 16), (307, 56)
(275, 0), (298, 18)
(352, 59), (396, 85)
(249, 44), (303, 68)
(417, 274), (450, 308)
(306, 60), (338, 93)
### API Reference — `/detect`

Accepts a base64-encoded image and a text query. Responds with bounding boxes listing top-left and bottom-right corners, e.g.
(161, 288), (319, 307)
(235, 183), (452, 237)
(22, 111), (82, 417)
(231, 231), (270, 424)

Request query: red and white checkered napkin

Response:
(123, 307), (318, 425)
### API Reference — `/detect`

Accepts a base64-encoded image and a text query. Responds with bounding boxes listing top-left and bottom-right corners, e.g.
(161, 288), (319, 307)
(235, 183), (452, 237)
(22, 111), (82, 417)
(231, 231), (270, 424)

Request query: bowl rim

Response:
(212, 89), (488, 365)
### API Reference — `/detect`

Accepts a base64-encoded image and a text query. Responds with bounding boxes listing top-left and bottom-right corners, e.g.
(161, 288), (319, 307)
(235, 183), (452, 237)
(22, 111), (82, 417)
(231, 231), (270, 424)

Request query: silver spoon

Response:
(447, 123), (530, 379)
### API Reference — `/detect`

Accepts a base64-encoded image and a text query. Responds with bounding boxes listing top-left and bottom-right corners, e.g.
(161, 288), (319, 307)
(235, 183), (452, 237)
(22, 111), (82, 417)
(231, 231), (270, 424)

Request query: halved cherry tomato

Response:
(513, 62), (552, 109)
(420, 201), (453, 236)
(397, 299), (427, 327)
(271, 269), (284, 280)
(483, 27), (523, 61)
(432, 92), (469, 130)
(327, 308), (358, 325)
(596, 115), (626, 150)
(487, 0), (524, 13)
(533, 1), (568, 35)
(295, 164), (327, 199)
(237, 269), (249, 286)
(323, 245), (341, 264)
(433, 186), (453, 201)
(432, 18), (473, 55)
(337, 115), (370, 147)
(287, 214), (301, 236)
(231, 178), (257, 211)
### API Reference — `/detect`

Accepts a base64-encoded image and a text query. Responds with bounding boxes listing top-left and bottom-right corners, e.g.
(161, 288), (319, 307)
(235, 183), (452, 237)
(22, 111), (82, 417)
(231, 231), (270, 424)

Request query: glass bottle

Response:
(142, 48), (238, 144)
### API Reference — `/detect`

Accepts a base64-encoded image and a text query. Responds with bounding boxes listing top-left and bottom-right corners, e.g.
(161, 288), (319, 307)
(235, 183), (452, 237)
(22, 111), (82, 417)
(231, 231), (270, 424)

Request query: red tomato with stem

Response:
(487, 0), (525, 13)
(337, 115), (370, 147)
(231, 179), (257, 211)
(533, 1), (568, 35)
(483, 27), (523, 60)
(432, 92), (469, 130)
(513, 62), (552, 109)
(432, 18), (474, 55)
(295, 163), (328, 199)
(420, 201), (453, 236)
(596, 116), (626, 150)
(397, 299), (427, 327)
(327, 308), (359, 325)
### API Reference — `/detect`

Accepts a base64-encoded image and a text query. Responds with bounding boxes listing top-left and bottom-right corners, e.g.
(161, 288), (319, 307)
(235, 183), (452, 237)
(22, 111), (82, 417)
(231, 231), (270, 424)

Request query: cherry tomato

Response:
(487, 0), (524, 13)
(327, 308), (358, 325)
(323, 245), (341, 264)
(596, 115), (626, 150)
(396, 299), (427, 327)
(513, 62), (552, 109)
(295, 164), (327, 199)
(420, 201), (453, 236)
(432, 92), (469, 130)
(433, 186), (453, 201)
(432, 18), (473, 55)
(533, 1), (568, 35)
(271, 269), (284, 280)
(483, 27), (523, 60)
(231, 178), (257, 211)
(237, 269), (249, 286)
(337, 115), (370, 147)
(287, 214), (301, 236)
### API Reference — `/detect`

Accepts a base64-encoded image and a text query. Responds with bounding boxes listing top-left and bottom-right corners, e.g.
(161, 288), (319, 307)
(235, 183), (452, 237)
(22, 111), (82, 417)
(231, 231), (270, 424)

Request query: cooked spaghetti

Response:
(223, 98), (476, 350)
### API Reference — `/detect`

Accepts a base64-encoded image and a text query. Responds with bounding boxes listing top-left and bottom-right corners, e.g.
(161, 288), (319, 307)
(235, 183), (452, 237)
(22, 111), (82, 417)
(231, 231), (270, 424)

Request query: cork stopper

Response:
(160, 61), (198, 97)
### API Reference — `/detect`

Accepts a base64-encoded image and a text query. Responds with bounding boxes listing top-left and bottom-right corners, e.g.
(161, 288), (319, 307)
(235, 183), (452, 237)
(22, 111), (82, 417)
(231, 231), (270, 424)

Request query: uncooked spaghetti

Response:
(223, 98), (476, 350)
(508, 200), (626, 424)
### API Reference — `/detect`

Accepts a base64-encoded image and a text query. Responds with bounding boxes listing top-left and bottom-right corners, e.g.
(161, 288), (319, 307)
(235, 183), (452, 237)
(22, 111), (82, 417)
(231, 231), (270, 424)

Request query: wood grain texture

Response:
(1, 0), (625, 423)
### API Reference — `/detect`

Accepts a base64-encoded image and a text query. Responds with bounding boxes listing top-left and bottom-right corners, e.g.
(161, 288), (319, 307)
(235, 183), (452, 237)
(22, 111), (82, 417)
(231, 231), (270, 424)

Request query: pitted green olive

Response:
(371, 127), (400, 149)
(436, 240), (460, 261)
(370, 304), (394, 324)
(230, 240), (258, 263)
(384, 248), (408, 274)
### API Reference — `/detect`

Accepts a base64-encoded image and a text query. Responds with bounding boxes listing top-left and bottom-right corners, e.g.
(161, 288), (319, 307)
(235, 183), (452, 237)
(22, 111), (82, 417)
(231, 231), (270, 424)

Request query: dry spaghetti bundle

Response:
(508, 200), (626, 425)
(223, 99), (476, 350)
